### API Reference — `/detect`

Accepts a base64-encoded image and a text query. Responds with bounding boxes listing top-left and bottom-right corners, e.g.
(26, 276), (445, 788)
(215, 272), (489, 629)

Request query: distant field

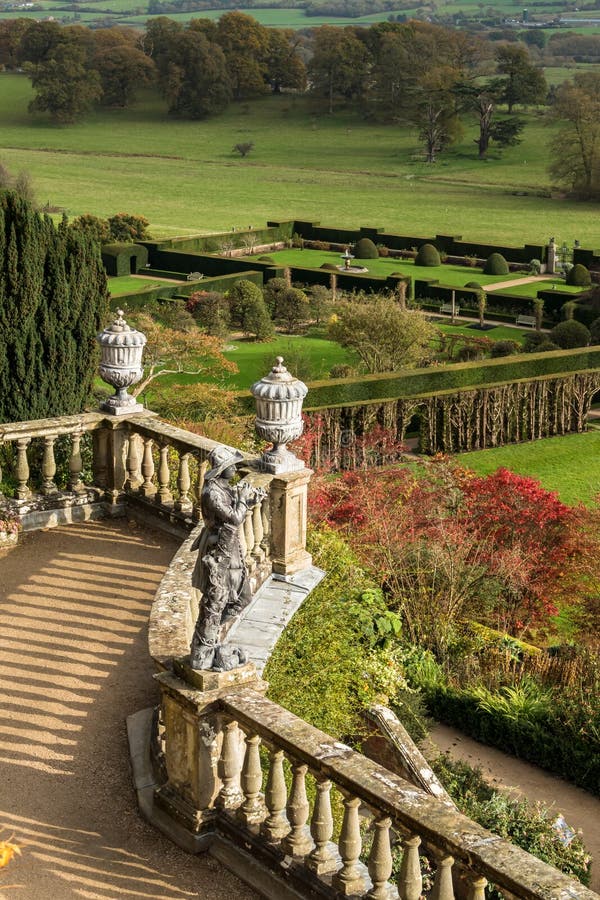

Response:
(457, 430), (600, 506)
(1, 72), (599, 246)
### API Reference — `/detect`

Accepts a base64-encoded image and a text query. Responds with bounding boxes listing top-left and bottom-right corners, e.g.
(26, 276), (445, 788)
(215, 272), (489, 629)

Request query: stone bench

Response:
(516, 314), (536, 327)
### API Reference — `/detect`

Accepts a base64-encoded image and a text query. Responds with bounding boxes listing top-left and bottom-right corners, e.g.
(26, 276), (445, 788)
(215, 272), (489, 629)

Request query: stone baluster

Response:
(398, 834), (422, 900)
(261, 748), (290, 843)
(237, 733), (265, 828)
(140, 436), (156, 499)
(307, 776), (336, 874)
(92, 427), (109, 488)
(217, 719), (243, 809)
(252, 501), (265, 562)
(41, 435), (58, 495)
(155, 443), (173, 506)
(332, 794), (365, 896)
(238, 516), (248, 564)
(125, 432), (142, 491)
(281, 761), (313, 857)
(366, 816), (394, 900)
(15, 438), (31, 500)
(243, 507), (254, 568)
(174, 451), (192, 513)
(193, 458), (208, 523)
(68, 430), (85, 494)
(466, 875), (487, 900)
(431, 856), (455, 900)
(261, 493), (271, 559)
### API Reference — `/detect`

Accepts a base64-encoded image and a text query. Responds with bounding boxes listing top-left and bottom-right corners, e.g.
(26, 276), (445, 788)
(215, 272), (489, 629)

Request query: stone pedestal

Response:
(269, 468), (312, 575)
(153, 658), (267, 839)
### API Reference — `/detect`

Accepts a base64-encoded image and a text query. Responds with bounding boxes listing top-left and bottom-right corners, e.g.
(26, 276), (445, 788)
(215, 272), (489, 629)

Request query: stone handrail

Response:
(153, 664), (598, 900)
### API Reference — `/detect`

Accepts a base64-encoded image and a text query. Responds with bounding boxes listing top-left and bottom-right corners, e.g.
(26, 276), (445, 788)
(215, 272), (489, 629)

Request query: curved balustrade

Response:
(152, 676), (597, 900)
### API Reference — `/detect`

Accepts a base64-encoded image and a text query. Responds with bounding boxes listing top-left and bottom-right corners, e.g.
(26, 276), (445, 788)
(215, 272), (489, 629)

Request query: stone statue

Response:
(189, 445), (266, 671)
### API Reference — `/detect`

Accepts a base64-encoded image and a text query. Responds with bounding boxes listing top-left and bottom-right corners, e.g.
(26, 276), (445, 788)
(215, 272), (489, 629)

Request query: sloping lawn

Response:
(457, 430), (600, 506)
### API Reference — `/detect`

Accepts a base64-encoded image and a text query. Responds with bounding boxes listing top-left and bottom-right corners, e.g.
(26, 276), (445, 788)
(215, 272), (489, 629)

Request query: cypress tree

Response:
(0, 192), (109, 422)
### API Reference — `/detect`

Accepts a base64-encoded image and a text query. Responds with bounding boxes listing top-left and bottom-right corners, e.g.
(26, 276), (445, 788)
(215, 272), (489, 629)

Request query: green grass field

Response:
(491, 280), (586, 298)
(108, 275), (166, 295)
(457, 430), (600, 505)
(2, 73), (599, 246)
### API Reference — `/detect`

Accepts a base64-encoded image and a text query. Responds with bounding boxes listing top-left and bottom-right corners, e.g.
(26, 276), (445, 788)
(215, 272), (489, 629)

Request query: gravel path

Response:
(0, 519), (261, 900)
(429, 724), (600, 891)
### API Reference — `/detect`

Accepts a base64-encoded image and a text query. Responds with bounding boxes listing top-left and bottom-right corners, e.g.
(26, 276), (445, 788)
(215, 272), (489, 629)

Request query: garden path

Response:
(485, 275), (559, 291)
(0, 520), (260, 900)
(428, 723), (600, 891)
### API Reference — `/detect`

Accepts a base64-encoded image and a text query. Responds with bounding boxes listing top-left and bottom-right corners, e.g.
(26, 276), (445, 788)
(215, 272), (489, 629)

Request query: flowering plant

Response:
(0, 512), (20, 535)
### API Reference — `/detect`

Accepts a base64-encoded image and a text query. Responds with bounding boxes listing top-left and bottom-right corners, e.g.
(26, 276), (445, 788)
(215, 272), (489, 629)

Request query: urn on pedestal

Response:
(251, 357), (308, 474)
(96, 310), (147, 415)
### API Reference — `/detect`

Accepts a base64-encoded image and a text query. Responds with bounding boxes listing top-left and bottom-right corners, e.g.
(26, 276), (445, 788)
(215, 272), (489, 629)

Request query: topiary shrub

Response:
(465, 281), (482, 290)
(415, 243), (441, 267)
(354, 237), (378, 260)
(483, 252), (509, 276)
(590, 316), (600, 344)
(536, 340), (560, 352)
(320, 263), (339, 271)
(566, 263), (591, 287)
(550, 319), (591, 348)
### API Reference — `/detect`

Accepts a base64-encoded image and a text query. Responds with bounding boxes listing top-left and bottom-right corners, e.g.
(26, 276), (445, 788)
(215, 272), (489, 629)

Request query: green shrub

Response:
(465, 281), (482, 290)
(536, 339), (561, 352)
(257, 255), (274, 263)
(490, 340), (518, 358)
(432, 756), (591, 886)
(484, 253), (509, 276)
(265, 528), (409, 738)
(415, 243), (441, 267)
(566, 263), (591, 287)
(590, 316), (600, 344)
(228, 279), (273, 340)
(320, 263), (339, 271)
(107, 212), (149, 242)
(354, 237), (379, 260)
(550, 319), (591, 349)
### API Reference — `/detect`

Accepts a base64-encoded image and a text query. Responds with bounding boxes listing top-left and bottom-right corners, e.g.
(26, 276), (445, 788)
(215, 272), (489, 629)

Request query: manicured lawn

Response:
(457, 431), (600, 506)
(436, 322), (529, 343)
(108, 276), (164, 296)
(491, 280), (587, 298)
(221, 332), (358, 388)
(253, 248), (525, 288)
(2, 74), (600, 246)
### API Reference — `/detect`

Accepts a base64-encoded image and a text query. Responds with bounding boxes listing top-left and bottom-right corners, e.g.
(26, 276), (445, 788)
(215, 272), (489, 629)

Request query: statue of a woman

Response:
(190, 445), (264, 671)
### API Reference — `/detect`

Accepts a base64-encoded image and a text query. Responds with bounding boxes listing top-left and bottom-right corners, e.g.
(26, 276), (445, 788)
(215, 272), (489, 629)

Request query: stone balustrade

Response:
(0, 411), (311, 586)
(148, 662), (597, 900)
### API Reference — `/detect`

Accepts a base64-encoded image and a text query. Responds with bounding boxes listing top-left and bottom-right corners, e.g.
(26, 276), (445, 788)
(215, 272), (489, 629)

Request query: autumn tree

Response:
(266, 28), (306, 93)
(308, 26), (370, 113)
(214, 12), (271, 100)
(328, 297), (436, 373)
(93, 39), (155, 107)
(127, 309), (236, 398)
(26, 40), (101, 124)
(549, 72), (600, 199)
(164, 29), (231, 119)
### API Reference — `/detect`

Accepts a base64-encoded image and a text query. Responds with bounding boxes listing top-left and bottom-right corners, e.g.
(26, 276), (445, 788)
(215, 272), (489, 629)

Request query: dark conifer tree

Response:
(0, 192), (109, 422)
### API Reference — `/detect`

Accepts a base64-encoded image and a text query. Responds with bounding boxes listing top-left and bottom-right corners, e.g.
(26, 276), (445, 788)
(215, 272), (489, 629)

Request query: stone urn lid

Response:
(97, 310), (147, 349)
(251, 357), (307, 403)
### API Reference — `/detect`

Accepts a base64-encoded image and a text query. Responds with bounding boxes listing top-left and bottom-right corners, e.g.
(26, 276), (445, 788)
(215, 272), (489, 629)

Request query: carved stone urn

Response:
(96, 309), (147, 415)
(251, 357), (308, 474)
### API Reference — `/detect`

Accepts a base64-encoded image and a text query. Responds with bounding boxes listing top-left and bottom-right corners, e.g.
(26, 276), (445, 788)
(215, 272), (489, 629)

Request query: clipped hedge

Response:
(484, 252), (509, 275)
(424, 683), (600, 794)
(235, 346), (600, 412)
(415, 243), (441, 266)
(354, 237), (379, 259)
